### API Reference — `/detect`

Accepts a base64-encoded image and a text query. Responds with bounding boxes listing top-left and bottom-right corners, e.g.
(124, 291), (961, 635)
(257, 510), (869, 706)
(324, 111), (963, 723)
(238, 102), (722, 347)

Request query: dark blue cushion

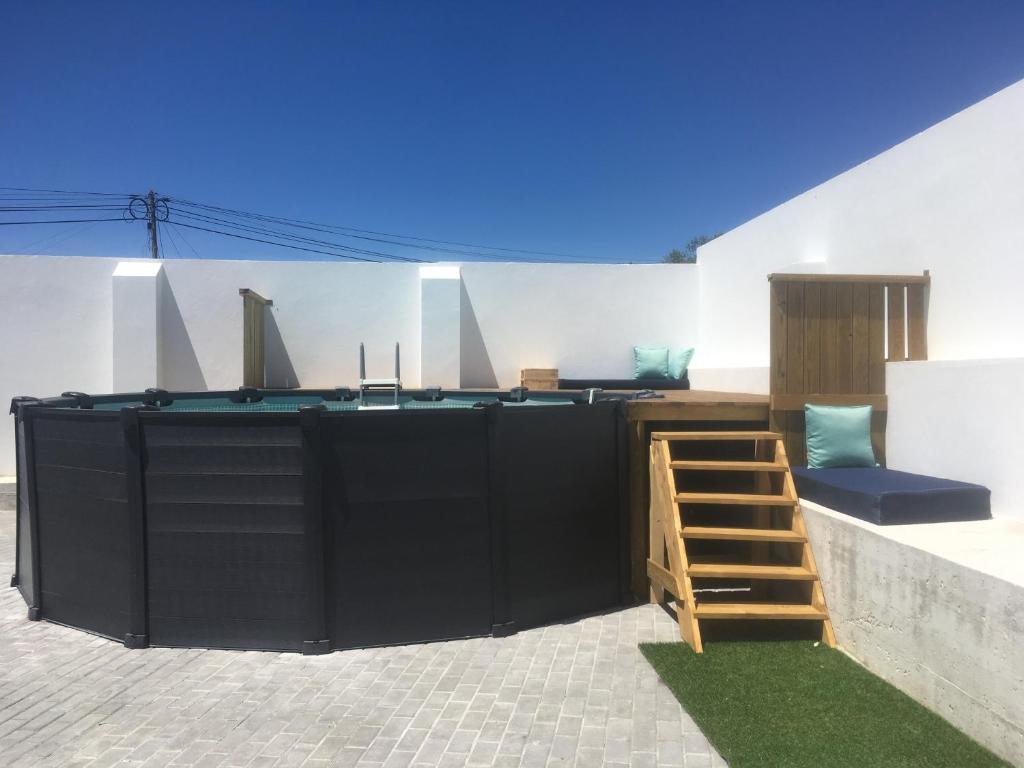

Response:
(792, 467), (991, 525)
(557, 374), (690, 391)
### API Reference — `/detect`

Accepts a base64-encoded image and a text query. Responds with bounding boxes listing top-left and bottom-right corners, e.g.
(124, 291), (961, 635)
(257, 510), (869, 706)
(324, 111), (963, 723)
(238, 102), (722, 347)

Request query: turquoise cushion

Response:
(669, 347), (695, 379)
(805, 404), (876, 469)
(633, 346), (669, 379)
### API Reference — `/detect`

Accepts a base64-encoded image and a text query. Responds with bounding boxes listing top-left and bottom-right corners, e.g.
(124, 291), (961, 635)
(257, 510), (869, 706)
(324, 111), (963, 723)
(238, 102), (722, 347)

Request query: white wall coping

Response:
(112, 261), (163, 277)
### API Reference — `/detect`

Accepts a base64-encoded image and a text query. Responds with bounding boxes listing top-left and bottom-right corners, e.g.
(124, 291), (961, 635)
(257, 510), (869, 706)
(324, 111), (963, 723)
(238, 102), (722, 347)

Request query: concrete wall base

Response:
(803, 501), (1024, 767)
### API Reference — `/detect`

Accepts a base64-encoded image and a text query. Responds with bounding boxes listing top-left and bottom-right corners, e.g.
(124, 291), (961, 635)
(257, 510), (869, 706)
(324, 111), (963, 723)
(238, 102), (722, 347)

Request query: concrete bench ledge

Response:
(802, 500), (1024, 767)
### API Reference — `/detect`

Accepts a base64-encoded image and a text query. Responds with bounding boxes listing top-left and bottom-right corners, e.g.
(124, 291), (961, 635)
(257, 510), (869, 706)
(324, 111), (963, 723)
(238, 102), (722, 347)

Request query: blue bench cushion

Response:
(558, 373), (690, 391)
(792, 467), (991, 525)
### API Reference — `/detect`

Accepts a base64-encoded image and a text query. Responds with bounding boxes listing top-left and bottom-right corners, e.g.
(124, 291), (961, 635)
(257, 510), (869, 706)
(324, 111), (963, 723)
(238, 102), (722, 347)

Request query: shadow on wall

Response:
(460, 281), (497, 388)
(265, 308), (299, 388)
(159, 274), (207, 390)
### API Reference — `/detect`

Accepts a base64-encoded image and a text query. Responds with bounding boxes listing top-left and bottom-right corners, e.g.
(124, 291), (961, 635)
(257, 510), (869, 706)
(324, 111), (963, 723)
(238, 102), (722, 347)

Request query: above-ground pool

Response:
(9, 388), (630, 653)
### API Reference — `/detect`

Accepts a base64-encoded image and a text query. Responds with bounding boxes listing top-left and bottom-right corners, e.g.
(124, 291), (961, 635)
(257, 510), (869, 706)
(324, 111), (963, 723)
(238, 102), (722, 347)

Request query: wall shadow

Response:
(460, 282), (497, 388)
(159, 274), (207, 390)
(265, 307), (300, 388)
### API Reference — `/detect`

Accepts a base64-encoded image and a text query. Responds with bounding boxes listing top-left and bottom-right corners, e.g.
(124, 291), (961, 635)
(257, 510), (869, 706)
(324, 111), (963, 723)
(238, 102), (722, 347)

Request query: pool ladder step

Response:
(646, 431), (835, 653)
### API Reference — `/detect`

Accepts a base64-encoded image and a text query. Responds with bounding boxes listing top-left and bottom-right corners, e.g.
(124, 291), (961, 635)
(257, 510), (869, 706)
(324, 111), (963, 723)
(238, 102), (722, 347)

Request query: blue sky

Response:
(2, 1), (1024, 263)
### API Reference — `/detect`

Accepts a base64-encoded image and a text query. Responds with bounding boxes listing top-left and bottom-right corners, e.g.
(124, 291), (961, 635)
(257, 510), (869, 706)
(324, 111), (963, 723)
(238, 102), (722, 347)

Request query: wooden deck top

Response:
(625, 389), (770, 422)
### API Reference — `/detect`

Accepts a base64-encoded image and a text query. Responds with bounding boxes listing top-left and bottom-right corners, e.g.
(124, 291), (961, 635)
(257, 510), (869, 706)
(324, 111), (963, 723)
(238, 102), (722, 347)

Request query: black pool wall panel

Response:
(142, 416), (308, 651)
(496, 401), (627, 630)
(31, 411), (132, 639)
(14, 413), (34, 607)
(322, 409), (493, 650)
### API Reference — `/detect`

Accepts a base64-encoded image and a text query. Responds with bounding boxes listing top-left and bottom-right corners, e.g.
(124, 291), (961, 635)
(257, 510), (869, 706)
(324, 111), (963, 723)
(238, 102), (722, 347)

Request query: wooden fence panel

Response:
(239, 289), (273, 388)
(767, 273), (929, 465)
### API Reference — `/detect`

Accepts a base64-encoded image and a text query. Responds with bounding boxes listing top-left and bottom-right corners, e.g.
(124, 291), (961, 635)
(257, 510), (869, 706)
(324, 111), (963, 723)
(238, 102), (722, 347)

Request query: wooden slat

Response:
(770, 279), (788, 395)
(688, 563), (815, 580)
(768, 273), (930, 284)
(785, 281), (804, 394)
(694, 603), (828, 620)
(784, 409), (806, 468)
(770, 394), (888, 411)
(907, 283), (928, 360)
(652, 431), (781, 441)
(631, 421), (648, 599)
(670, 460), (787, 472)
(675, 492), (795, 507)
(868, 283), (886, 393)
(836, 283), (853, 392)
(819, 283), (838, 394)
(803, 282), (821, 395)
(653, 439), (703, 651)
(851, 283), (870, 392)
(647, 559), (681, 597)
(887, 284), (907, 362)
(681, 526), (805, 543)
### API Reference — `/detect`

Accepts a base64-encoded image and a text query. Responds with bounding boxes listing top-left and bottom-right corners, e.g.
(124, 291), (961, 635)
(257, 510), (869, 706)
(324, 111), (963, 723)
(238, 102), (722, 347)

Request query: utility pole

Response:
(146, 189), (159, 259)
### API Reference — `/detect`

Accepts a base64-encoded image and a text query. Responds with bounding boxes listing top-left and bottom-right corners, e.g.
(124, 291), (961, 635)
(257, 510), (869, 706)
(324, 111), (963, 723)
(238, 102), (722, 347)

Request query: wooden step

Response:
(671, 460), (787, 472)
(681, 526), (805, 543)
(675, 492), (796, 506)
(694, 603), (828, 620)
(688, 563), (816, 580)
(651, 430), (782, 442)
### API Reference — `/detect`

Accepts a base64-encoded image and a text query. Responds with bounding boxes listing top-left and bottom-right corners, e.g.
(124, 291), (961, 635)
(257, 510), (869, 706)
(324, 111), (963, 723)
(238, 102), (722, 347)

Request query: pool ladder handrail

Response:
(358, 342), (402, 409)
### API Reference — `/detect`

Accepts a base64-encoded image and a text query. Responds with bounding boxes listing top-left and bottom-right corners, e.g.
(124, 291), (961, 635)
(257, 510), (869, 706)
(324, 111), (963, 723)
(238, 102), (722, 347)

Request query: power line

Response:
(170, 202), (540, 262)
(168, 222), (201, 259)
(0, 217), (127, 226)
(0, 204), (130, 212)
(0, 185), (622, 263)
(163, 222), (184, 259)
(169, 196), (607, 262)
(170, 220), (387, 262)
(15, 219), (103, 254)
(0, 185), (134, 197)
(168, 207), (424, 262)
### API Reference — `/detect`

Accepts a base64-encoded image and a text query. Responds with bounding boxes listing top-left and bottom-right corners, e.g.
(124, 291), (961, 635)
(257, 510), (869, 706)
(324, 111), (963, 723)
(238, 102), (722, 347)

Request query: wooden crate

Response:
(520, 368), (559, 390)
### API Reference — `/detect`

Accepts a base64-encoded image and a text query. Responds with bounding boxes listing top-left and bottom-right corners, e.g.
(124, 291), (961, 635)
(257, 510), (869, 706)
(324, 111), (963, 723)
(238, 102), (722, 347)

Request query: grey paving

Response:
(0, 509), (724, 767)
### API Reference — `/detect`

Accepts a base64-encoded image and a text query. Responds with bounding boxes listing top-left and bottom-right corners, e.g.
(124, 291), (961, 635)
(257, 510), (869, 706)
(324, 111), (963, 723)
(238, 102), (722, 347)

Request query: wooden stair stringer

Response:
(776, 438), (837, 647)
(649, 439), (702, 651)
(647, 431), (837, 653)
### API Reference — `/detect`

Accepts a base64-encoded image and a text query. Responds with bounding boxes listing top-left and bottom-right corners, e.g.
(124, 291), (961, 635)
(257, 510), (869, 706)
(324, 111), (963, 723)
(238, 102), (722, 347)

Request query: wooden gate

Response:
(768, 272), (929, 465)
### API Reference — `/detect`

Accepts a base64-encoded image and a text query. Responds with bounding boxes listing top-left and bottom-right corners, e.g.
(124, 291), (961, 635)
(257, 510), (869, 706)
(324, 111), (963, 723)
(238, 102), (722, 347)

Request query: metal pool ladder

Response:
(358, 342), (402, 410)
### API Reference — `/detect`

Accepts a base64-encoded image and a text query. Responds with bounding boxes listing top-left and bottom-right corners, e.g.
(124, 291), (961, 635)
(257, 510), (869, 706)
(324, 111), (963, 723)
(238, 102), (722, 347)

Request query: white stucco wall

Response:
(459, 263), (699, 387)
(887, 358), (1024, 518)
(698, 78), (1024, 367)
(0, 255), (701, 474)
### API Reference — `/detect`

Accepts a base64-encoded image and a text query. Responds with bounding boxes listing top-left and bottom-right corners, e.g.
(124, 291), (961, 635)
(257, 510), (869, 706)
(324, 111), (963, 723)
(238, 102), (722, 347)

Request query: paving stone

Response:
(0, 508), (724, 767)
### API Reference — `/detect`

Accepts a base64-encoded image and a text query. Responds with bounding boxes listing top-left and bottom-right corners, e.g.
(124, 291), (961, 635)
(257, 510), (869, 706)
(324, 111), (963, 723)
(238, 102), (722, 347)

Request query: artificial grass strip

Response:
(640, 641), (1011, 768)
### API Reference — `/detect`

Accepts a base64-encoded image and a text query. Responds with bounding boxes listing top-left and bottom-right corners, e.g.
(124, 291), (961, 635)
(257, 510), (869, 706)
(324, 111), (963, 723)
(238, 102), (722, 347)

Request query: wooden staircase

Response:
(647, 431), (835, 652)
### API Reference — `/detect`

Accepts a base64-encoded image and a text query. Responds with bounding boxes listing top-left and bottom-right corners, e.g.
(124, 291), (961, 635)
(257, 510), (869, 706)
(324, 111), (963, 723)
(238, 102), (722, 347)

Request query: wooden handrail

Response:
(238, 288), (273, 306)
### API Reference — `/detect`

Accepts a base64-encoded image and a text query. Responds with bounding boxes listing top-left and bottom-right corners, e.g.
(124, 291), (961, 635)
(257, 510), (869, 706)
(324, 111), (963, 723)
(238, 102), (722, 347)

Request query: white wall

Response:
(0, 255), (701, 474)
(459, 263), (699, 387)
(698, 79), (1024, 367)
(887, 359), (1024, 518)
(159, 259), (423, 390)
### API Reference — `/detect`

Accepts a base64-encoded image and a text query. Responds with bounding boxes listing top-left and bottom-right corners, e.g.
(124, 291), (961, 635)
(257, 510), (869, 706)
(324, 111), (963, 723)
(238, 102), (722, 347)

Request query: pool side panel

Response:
(142, 415), (307, 651)
(323, 409), (493, 650)
(10, 390), (634, 653)
(31, 410), (131, 639)
(499, 401), (626, 629)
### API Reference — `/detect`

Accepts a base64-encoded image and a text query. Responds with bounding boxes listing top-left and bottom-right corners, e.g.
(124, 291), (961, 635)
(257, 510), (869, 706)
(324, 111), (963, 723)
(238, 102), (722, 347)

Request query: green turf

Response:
(639, 641), (1011, 768)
